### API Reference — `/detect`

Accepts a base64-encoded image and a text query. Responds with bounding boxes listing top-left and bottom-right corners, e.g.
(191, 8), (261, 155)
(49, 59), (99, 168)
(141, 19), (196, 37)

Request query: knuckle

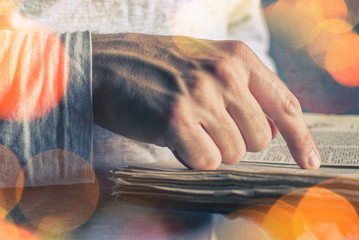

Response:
(224, 148), (246, 165)
(189, 74), (208, 95)
(187, 75), (217, 107)
(224, 41), (254, 75)
(256, 133), (272, 152)
(282, 92), (302, 117)
(248, 127), (272, 152)
(226, 41), (249, 56)
(168, 96), (191, 128)
(222, 134), (247, 164)
(200, 57), (230, 77)
(199, 58), (240, 94)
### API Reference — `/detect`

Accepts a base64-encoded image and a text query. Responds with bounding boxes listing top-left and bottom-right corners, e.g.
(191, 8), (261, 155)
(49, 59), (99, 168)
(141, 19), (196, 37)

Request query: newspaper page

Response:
(112, 113), (359, 212)
(242, 113), (359, 167)
(123, 113), (359, 178)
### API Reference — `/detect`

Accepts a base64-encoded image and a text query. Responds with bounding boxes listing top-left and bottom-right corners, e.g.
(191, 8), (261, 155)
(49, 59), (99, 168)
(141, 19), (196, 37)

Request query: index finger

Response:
(247, 56), (321, 169)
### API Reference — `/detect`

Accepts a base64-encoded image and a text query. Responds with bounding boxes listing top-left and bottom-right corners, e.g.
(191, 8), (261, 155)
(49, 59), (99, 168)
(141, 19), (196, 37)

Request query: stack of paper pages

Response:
(111, 114), (359, 213)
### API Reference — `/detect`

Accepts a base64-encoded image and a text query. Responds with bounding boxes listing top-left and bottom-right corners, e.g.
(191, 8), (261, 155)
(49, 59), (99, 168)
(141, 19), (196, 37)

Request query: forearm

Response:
(91, 33), (180, 145)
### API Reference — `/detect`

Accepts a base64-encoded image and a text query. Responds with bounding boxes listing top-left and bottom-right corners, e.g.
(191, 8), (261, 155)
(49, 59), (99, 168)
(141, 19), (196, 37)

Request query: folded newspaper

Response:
(111, 113), (359, 213)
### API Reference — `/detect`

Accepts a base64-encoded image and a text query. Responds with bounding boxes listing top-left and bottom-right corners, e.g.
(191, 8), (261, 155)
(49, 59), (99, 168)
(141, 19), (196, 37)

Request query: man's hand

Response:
(92, 33), (321, 170)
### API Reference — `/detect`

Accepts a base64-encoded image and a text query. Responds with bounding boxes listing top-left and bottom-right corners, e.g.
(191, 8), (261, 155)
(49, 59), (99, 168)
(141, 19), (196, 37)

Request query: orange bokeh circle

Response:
(265, 0), (352, 50)
(261, 200), (306, 240)
(265, 183), (359, 239)
(293, 186), (359, 238)
(0, 30), (70, 121)
(325, 31), (359, 71)
(325, 32), (359, 87)
(306, 24), (359, 87)
(328, 57), (359, 87)
(309, 0), (349, 22)
(20, 150), (99, 232)
(0, 215), (20, 239)
(221, 181), (359, 239)
(265, 0), (317, 49)
(0, 213), (38, 240)
(0, 144), (24, 218)
(306, 24), (358, 66)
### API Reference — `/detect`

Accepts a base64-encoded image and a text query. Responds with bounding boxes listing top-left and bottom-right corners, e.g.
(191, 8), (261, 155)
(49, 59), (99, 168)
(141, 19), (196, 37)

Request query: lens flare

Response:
(216, 178), (359, 239)
(267, 0), (359, 88)
(16, 226), (38, 240)
(265, 0), (353, 50)
(0, 213), (37, 240)
(292, 186), (359, 238)
(311, 27), (359, 72)
(0, 215), (19, 239)
(265, 0), (317, 49)
(325, 31), (359, 71)
(310, 0), (349, 22)
(328, 57), (359, 87)
(0, 144), (24, 218)
(0, 30), (70, 121)
(317, 18), (354, 34)
(265, 184), (359, 239)
(260, 200), (305, 240)
(306, 24), (359, 87)
(20, 150), (99, 232)
(325, 32), (359, 87)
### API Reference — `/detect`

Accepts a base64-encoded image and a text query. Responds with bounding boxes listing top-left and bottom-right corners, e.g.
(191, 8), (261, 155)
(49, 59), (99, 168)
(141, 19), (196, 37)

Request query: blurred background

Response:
(262, 0), (359, 114)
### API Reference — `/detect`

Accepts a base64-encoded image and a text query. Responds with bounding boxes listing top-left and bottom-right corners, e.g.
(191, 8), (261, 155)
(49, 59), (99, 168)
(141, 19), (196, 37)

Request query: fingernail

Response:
(308, 149), (321, 169)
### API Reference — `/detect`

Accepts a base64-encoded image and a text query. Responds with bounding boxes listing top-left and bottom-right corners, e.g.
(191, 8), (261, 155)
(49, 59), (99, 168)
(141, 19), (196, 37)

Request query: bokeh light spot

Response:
(306, 26), (359, 87)
(265, 0), (317, 49)
(0, 215), (19, 239)
(20, 150), (99, 232)
(261, 199), (306, 240)
(265, 0), (354, 50)
(306, 25), (359, 72)
(16, 226), (38, 240)
(328, 56), (359, 87)
(317, 19), (353, 34)
(0, 144), (24, 218)
(23, 149), (95, 186)
(310, 0), (349, 22)
(324, 31), (359, 87)
(293, 186), (359, 238)
(217, 180), (359, 239)
(0, 30), (70, 121)
(325, 31), (359, 71)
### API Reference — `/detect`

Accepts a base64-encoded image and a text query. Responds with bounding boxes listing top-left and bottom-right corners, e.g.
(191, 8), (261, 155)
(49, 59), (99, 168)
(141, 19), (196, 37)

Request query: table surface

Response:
(6, 167), (359, 239)
(7, 171), (218, 240)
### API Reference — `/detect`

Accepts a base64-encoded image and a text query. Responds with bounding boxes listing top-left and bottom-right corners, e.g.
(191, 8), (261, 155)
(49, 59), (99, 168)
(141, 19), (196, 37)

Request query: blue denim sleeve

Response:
(0, 31), (93, 187)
